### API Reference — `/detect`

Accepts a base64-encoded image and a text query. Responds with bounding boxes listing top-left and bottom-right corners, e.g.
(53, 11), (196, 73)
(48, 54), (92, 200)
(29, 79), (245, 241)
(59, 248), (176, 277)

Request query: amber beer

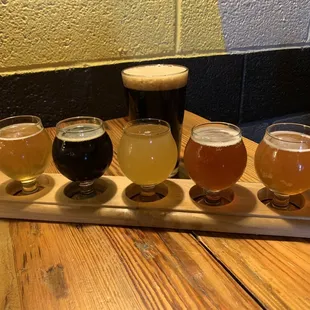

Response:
(184, 123), (247, 191)
(255, 130), (310, 195)
(122, 64), (188, 176)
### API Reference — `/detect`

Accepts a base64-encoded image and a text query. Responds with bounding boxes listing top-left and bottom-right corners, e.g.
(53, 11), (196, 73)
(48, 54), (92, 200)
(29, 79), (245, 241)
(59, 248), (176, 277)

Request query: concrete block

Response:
(218, 0), (310, 50)
(240, 113), (310, 143)
(240, 121), (268, 143)
(241, 49), (310, 123)
(0, 0), (175, 72)
(179, 0), (225, 54)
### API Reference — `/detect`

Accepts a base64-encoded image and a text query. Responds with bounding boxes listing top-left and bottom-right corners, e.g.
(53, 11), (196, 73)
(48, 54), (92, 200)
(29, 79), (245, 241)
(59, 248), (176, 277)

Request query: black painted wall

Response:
(1, 48), (310, 141)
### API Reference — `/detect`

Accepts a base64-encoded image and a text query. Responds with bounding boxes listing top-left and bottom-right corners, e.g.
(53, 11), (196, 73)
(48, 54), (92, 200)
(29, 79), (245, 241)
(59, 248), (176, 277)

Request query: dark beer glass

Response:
(52, 116), (113, 199)
(122, 64), (188, 176)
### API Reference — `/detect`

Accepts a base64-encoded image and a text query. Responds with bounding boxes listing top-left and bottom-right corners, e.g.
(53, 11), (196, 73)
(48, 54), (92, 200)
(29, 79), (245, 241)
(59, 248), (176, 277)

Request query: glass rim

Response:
(0, 115), (42, 127)
(123, 118), (171, 136)
(56, 116), (104, 133)
(266, 122), (310, 143)
(191, 122), (241, 139)
(121, 64), (189, 77)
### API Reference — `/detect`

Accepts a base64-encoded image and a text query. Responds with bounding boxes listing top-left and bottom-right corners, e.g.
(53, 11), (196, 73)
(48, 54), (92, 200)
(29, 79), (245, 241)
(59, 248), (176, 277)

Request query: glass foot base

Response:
(194, 195), (231, 206)
(261, 199), (302, 211)
(64, 181), (106, 200)
(189, 185), (234, 207)
(130, 192), (165, 202)
(125, 183), (168, 203)
(257, 188), (304, 211)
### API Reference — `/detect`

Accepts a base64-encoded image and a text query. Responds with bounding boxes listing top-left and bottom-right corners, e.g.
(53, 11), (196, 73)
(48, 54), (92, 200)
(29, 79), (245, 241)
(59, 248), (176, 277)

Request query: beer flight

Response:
(0, 64), (310, 211)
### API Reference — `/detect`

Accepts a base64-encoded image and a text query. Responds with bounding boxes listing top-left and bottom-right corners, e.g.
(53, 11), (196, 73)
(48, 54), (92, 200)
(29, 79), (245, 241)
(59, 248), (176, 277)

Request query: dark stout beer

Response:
(122, 64), (188, 176)
(52, 123), (113, 182)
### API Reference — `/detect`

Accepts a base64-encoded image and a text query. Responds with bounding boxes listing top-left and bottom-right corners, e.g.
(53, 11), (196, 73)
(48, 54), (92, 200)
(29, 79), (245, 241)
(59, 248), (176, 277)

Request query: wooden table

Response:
(1, 111), (310, 309)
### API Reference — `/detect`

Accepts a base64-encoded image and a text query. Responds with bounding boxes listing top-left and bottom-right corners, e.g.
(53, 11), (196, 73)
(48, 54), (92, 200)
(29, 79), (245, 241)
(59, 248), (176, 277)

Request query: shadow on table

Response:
(195, 231), (310, 242)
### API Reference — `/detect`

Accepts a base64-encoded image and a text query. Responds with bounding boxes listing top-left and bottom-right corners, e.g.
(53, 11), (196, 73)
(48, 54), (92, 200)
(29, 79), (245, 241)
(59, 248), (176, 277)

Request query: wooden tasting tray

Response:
(0, 172), (309, 238)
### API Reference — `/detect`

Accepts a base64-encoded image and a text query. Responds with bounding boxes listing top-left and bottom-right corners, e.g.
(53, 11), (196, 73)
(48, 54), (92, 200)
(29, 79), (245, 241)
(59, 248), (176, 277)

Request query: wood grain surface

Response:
(183, 113), (310, 309)
(1, 112), (261, 309)
(1, 111), (310, 309)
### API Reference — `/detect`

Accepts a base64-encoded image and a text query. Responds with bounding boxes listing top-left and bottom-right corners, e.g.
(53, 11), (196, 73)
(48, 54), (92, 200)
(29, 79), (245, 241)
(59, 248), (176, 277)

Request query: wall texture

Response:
(1, 0), (310, 75)
(1, 0), (309, 142)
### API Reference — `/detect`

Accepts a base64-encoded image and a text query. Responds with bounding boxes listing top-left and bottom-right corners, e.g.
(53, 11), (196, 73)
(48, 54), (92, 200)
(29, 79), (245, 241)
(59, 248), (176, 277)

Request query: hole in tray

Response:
(5, 174), (53, 198)
(189, 185), (234, 207)
(125, 183), (168, 203)
(257, 187), (305, 211)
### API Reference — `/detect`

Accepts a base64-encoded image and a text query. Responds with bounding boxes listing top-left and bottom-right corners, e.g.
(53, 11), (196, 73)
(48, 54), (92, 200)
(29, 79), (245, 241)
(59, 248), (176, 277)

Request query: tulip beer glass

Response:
(118, 118), (177, 202)
(0, 115), (51, 195)
(52, 116), (113, 199)
(184, 122), (247, 206)
(255, 123), (310, 209)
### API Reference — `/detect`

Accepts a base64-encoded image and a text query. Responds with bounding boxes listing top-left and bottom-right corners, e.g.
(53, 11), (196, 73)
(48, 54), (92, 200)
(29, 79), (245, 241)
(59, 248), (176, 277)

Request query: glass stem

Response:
(79, 180), (95, 197)
(140, 185), (156, 202)
(271, 192), (290, 209)
(204, 190), (221, 206)
(21, 179), (38, 195)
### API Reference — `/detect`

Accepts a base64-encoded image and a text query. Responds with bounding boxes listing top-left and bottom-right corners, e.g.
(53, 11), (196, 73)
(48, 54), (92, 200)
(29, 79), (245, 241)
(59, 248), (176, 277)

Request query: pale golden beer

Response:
(255, 130), (310, 196)
(0, 116), (51, 194)
(118, 120), (177, 186)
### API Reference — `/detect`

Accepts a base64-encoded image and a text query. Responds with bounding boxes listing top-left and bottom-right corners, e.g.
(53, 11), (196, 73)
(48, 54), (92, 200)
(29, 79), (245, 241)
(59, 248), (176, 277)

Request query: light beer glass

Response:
(0, 115), (51, 194)
(121, 64), (188, 176)
(118, 118), (177, 202)
(255, 123), (310, 209)
(184, 122), (247, 206)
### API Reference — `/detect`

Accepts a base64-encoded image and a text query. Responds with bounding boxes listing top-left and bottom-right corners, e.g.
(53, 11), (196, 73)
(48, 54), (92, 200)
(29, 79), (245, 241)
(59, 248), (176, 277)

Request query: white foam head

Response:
(122, 64), (188, 91)
(192, 126), (241, 147)
(264, 131), (310, 152)
(57, 123), (105, 142)
(0, 123), (43, 141)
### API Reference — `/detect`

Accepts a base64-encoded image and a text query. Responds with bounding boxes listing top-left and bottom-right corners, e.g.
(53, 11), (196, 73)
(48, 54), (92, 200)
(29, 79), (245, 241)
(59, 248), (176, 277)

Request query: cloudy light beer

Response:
(0, 116), (51, 194)
(122, 64), (188, 176)
(118, 120), (177, 186)
(255, 129), (310, 196)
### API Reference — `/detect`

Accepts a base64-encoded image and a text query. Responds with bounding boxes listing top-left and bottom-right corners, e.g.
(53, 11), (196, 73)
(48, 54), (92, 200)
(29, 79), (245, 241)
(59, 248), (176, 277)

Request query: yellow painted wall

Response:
(0, 0), (225, 75)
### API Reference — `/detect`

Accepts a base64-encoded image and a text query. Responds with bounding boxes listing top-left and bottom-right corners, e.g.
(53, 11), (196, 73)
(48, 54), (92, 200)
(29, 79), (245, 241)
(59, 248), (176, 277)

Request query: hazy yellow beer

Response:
(122, 64), (188, 176)
(255, 130), (310, 195)
(118, 120), (177, 186)
(0, 116), (51, 194)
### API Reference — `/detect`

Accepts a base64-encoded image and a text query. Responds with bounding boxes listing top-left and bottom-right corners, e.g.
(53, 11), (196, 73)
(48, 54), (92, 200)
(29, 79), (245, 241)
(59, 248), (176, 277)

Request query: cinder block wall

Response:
(1, 0), (309, 75)
(1, 0), (310, 142)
